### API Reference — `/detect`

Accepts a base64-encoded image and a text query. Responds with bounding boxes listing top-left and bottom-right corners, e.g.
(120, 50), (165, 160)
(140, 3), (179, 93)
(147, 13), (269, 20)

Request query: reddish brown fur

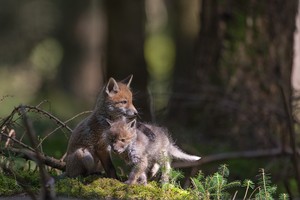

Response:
(65, 76), (137, 178)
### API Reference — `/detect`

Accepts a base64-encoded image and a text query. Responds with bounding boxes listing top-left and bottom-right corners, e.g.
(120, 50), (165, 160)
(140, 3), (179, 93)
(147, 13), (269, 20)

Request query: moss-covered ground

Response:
(0, 171), (196, 200)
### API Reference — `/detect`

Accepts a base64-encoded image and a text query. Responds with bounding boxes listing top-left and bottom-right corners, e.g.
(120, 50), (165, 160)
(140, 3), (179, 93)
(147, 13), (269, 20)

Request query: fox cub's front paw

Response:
(125, 179), (136, 185)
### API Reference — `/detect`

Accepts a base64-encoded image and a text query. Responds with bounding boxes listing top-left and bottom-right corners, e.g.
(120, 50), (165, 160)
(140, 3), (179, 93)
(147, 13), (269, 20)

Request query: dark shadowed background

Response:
(1, 0), (300, 197)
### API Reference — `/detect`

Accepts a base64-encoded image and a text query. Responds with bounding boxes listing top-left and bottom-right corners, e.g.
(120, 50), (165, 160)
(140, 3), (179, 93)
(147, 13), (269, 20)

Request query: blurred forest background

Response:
(1, 0), (300, 197)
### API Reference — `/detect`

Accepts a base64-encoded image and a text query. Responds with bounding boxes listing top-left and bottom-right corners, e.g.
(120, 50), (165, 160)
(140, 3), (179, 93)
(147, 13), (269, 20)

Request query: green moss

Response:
(0, 166), (288, 199)
(0, 169), (196, 199)
(0, 173), (22, 195)
(0, 170), (40, 196)
(56, 175), (196, 200)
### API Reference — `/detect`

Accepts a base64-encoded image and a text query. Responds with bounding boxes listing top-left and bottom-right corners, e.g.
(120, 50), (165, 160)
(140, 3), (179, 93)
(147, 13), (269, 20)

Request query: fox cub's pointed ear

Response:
(127, 119), (136, 129)
(120, 74), (133, 87)
(106, 78), (120, 96)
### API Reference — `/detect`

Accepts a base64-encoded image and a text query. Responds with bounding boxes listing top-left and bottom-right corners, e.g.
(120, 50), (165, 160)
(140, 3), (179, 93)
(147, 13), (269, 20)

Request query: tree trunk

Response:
(105, 0), (150, 121)
(55, 0), (106, 103)
(167, 0), (221, 124)
(56, 0), (89, 94)
(292, 0), (300, 123)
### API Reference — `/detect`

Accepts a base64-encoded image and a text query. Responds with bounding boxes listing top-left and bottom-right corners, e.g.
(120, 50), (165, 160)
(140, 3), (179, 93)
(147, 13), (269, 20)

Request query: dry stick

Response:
(0, 106), (19, 128)
(37, 110), (92, 148)
(0, 130), (35, 151)
(0, 107), (90, 170)
(35, 100), (49, 108)
(20, 106), (56, 200)
(0, 104), (72, 133)
(23, 105), (72, 132)
(0, 147), (65, 171)
(2, 104), (72, 157)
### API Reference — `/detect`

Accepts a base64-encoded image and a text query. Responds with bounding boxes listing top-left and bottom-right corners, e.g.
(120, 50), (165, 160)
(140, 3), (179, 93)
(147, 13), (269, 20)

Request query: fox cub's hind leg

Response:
(66, 148), (96, 177)
(126, 157), (148, 185)
(137, 172), (147, 185)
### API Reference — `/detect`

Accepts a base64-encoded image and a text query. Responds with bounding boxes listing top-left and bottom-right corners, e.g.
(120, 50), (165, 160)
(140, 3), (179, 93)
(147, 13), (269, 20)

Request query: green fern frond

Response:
(255, 169), (277, 200)
(222, 181), (241, 190)
(169, 169), (184, 186)
(191, 165), (282, 200)
(242, 179), (255, 200)
(212, 173), (225, 186)
(242, 179), (255, 189)
(279, 193), (290, 200)
(195, 170), (205, 181)
(218, 164), (229, 178)
(191, 177), (205, 194)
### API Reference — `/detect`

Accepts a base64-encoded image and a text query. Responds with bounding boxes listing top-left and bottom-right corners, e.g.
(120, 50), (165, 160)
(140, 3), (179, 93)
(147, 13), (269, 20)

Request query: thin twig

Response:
(20, 106), (56, 200)
(0, 106), (19, 129)
(1, 129), (35, 151)
(22, 105), (72, 132)
(35, 100), (49, 108)
(37, 110), (91, 148)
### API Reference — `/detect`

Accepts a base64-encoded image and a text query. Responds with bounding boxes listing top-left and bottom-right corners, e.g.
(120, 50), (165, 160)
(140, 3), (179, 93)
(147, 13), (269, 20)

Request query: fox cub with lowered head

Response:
(65, 75), (137, 178)
(103, 118), (201, 185)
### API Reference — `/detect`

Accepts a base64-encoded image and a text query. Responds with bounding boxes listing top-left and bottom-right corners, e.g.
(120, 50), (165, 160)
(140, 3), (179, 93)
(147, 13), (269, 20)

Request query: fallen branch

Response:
(174, 147), (296, 188)
(173, 147), (292, 168)
(0, 147), (66, 171)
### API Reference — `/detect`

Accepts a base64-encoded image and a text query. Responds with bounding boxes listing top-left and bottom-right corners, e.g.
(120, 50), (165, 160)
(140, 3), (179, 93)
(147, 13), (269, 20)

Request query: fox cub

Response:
(103, 118), (201, 185)
(65, 75), (137, 178)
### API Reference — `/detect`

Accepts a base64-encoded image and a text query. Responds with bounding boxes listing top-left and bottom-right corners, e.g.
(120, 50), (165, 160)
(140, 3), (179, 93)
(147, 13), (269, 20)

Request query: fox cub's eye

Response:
(121, 100), (127, 104)
(121, 139), (125, 142)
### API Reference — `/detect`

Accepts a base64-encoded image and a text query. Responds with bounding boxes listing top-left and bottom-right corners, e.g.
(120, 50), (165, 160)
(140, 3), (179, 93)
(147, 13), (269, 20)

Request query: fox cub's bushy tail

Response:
(168, 145), (201, 161)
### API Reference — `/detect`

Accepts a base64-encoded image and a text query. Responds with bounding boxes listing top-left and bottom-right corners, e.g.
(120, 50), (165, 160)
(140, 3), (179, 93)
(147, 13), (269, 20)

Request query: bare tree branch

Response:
(1, 128), (35, 151)
(0, 147), (66, 171)
(22, 105), (72, 132)
(20, 106), (56, 200)
(37, 110), (91, 148)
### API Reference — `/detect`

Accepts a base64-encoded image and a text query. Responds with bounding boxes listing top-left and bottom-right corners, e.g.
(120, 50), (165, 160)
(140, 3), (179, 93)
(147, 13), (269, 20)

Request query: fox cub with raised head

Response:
(65, 75), (137, 178)
(103, 118), (201, 185)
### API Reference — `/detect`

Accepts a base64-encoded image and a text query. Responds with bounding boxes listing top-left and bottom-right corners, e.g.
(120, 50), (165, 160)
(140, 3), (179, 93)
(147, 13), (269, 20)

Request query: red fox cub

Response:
(103, 118), (201, 185)
(65, 75), (137, 178)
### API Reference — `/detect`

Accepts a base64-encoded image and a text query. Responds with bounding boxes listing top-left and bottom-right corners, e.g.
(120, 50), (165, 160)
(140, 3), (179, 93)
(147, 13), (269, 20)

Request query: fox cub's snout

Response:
(105, 119), (136, 154)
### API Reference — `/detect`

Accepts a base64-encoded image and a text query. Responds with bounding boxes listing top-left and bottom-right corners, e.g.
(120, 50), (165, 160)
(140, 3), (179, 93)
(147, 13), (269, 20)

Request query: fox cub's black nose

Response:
(126, 110), (137, 117)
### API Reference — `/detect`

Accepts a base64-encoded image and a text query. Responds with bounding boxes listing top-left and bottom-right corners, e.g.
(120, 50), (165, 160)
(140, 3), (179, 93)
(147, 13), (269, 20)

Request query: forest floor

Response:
(0, 195), (83, 200)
